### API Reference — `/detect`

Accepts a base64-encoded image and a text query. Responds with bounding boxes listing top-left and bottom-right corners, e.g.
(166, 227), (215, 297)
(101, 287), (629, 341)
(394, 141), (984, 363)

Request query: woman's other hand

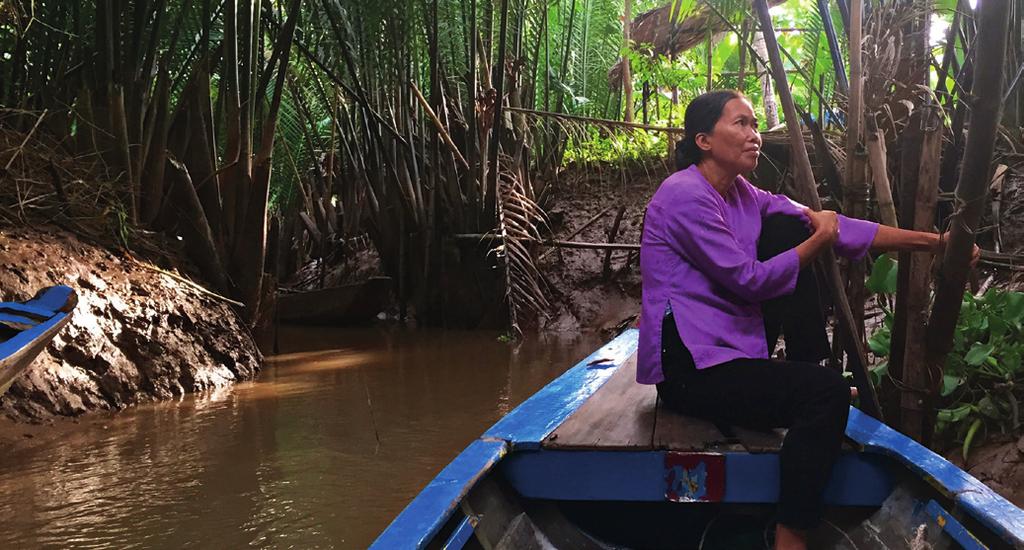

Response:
(803, 208), (839, 244)
(794, 209), (839, 268)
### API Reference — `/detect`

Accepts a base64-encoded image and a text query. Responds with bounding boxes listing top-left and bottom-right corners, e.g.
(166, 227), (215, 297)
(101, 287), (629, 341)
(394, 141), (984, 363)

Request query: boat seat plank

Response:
(542, 350), (791, 454)
(656, 399), (788, 453)
(0, 312), (40, 330)
(543, 355), (657, 450)
(727, 426), (788, 453)
(0, 303), (52, 320)
(653, 399), (744, 452)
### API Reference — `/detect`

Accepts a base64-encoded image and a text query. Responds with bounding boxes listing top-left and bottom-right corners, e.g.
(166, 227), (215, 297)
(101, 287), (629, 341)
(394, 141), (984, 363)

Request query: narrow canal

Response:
(0, 326), (605, 548)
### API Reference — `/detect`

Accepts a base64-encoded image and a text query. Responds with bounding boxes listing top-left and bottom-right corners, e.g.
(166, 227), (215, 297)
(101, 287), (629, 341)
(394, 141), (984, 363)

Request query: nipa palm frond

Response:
(494, 153), (550, 335)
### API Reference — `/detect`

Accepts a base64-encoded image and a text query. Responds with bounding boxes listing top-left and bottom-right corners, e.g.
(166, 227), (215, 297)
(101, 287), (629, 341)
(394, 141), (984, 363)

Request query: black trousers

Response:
(656, 215), (850, 530)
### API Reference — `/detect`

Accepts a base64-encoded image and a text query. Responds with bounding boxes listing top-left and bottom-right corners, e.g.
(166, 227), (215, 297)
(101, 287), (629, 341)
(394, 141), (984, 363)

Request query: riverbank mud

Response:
(0, 226), (260, 422)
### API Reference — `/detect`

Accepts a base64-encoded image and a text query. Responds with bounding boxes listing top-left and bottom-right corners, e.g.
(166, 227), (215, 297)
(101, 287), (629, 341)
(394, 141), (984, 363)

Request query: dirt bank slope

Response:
(0, 227), (260, 421)
(538, 163), (668, 334)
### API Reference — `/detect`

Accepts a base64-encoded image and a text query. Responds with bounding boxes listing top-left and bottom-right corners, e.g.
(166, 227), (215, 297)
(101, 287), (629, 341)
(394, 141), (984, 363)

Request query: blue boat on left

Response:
(0, 285), (78, 395)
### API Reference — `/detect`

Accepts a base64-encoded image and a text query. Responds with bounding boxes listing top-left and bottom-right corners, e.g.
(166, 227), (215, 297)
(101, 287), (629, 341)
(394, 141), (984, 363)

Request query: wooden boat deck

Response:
(543, 353), (788, 453)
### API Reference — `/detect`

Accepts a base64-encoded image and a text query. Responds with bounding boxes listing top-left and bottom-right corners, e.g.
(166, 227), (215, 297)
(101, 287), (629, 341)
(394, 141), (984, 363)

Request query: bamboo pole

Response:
(737, 19), (748, 91)
(705, 29), (713, 92)
(537, 205), (614, 261)
(845, 0), (868, 340)
(752, 31), (779, 128)
(753, 0), (882, 419)
(505, 107), (683, 132)
(865, 118), (897, 227)
(454, 234), (639, 251)
(922, 0), (1010, 445)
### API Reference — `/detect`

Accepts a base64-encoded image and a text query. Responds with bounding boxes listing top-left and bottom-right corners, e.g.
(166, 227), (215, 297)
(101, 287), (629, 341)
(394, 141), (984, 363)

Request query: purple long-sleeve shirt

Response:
(637, 165), (880, 384)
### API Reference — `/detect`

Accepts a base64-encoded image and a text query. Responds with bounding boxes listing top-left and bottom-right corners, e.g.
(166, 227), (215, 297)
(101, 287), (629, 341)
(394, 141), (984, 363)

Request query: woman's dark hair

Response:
(675, 90), (745, 171)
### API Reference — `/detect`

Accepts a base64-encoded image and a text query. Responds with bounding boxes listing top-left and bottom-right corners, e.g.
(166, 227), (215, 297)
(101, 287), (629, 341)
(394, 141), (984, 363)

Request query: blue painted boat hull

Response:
(373, 330), (1024, 549)
(0, 285), (78, 395)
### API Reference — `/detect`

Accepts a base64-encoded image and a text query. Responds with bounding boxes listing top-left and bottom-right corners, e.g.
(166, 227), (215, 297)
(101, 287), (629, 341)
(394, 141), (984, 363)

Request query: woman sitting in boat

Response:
(638, 90), (979, 550)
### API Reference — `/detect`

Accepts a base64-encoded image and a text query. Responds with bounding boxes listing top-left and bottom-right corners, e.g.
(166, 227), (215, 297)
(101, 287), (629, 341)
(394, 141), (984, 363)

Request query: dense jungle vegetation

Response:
(1, 0), (1022, 451)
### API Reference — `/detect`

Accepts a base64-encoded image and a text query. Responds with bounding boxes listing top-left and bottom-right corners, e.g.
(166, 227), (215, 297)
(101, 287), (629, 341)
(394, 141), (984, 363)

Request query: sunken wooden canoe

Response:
(372, 329), (1024, 549)
(0, 285), (77, 395)
(276, 277), (392, 325)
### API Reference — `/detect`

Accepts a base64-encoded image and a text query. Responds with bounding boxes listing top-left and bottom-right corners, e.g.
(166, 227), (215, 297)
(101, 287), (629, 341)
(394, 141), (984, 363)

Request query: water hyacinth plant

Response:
(866, 255), (1024, 460)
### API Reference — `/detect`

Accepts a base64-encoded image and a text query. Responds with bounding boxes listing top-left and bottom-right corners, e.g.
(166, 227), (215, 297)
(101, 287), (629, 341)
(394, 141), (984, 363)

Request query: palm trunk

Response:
(166, 157), (229, 292)
(467, 0), (480, 223)
(817, 0), (848, 96)
(221, 0), (242, 241)
(622, 0), (633, 122)
(922, 0), (1010, 445)
(235, 0), (301, 321)
(484, 0), (511, 225)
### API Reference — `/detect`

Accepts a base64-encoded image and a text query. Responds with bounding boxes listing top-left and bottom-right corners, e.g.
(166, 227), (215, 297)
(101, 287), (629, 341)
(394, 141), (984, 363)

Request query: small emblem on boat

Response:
(664, 452), (725, 502)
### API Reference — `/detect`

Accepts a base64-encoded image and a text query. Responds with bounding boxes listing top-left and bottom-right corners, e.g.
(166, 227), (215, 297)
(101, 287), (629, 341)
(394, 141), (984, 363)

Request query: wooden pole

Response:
(899, 103), (942, 441)
(753, 0), (882, 419)
(603, 206), (627, 279)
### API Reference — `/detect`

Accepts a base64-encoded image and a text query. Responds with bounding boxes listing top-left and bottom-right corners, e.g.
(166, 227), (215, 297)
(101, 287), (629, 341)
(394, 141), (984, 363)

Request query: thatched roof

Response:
(630, 1), (788, 58)
(610, 1), (786, 88)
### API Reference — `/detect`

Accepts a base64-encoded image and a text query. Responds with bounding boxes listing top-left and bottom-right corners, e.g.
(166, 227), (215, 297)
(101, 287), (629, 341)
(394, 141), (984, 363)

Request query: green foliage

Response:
(866, 254), (898, 294)
(555, 0), (850, 164)
(563, 126), (668, 163)
(866, 255), (1024, 458)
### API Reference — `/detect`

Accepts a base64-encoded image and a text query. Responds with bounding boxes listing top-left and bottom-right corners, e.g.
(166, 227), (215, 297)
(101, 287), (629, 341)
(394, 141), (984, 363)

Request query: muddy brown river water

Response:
(0, 326), (604, 549)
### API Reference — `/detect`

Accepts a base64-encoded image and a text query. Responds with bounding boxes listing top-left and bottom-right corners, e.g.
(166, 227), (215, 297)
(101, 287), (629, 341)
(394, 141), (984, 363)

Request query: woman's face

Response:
(696, 98), (762, 173)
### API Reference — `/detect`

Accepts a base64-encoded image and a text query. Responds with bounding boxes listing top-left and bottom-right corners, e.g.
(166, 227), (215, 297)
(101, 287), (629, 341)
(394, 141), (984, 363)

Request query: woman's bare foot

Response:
(775, 523), (807, 550)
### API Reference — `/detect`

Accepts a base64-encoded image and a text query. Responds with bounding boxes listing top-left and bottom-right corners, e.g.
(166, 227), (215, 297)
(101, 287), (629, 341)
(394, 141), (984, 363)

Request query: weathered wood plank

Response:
(543, 355), (657, 450)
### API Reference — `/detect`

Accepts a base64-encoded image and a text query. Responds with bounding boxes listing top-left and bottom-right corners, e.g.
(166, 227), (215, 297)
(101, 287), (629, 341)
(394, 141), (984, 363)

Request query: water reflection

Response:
(0, 326), (604, 548)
